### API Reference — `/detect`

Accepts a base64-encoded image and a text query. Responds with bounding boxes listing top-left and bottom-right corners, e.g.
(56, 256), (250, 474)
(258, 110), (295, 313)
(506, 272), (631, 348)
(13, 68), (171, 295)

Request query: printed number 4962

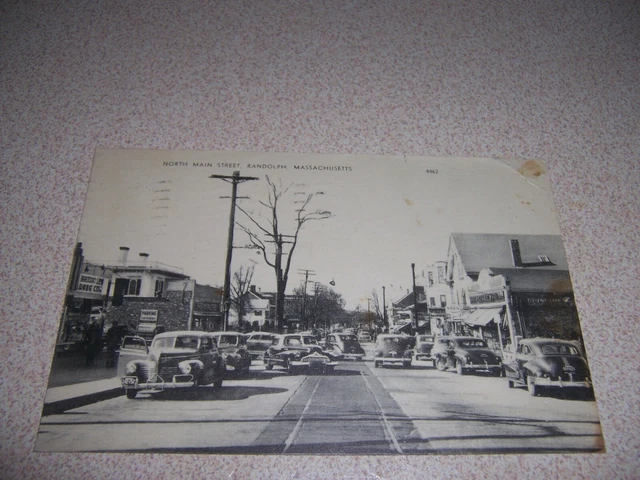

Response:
(425, 169), (439, 174)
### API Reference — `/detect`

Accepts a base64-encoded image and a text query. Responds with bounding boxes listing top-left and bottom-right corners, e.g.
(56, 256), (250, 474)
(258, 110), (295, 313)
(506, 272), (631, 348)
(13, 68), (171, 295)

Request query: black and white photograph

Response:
(36, 149), (604, 455)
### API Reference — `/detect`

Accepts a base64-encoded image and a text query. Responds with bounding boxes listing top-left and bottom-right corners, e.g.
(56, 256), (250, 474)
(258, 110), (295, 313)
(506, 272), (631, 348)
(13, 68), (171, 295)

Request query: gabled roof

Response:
(450, 233), (569, 273)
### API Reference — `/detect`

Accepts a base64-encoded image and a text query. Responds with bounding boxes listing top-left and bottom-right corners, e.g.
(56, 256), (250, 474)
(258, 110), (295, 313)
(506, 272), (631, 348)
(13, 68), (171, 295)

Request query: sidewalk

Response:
(42, 349), (124, 416)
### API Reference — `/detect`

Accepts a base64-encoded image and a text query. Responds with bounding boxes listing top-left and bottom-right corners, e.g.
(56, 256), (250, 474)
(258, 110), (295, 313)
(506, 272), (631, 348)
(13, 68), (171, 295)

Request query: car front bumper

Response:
(121, 374), (195, 391)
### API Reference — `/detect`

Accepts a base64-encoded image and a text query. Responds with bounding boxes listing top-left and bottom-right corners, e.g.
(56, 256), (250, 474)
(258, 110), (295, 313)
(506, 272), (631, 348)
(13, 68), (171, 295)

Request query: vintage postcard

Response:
(36, 149), (604, 454)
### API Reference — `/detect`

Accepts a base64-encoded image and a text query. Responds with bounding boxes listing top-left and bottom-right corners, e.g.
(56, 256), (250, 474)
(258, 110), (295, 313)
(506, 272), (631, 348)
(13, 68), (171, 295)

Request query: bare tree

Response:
(229, 265), (255, 329)
(371, 290), (384, 325)
(235, 176), (331, 330)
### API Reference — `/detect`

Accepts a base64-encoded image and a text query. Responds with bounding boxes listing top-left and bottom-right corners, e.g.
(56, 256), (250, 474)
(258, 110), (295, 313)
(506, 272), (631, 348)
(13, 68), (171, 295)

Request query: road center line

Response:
(282, 377), (322, 453)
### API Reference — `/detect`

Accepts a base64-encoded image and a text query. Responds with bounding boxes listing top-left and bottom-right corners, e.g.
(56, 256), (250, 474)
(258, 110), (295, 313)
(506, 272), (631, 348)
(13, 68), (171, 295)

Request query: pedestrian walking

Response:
(83, 320), (102, 366)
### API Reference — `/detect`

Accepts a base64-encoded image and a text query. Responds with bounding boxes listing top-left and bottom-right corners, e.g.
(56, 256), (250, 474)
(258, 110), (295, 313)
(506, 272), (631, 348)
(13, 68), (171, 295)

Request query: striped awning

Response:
(464, 308), (503, 326)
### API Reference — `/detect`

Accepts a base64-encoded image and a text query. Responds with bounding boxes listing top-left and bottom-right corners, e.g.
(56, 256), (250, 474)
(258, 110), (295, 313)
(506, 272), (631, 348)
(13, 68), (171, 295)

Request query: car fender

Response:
(179, 359), (204, 373)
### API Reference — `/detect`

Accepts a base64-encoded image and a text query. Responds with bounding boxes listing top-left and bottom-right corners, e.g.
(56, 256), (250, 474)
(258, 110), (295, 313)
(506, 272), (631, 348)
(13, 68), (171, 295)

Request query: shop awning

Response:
(465, 308), (503, 326)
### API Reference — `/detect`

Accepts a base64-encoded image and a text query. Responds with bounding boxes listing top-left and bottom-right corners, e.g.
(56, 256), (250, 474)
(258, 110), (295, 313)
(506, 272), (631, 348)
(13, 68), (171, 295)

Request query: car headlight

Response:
(125, 363), (137, 374)
(179, 363), (191, 374)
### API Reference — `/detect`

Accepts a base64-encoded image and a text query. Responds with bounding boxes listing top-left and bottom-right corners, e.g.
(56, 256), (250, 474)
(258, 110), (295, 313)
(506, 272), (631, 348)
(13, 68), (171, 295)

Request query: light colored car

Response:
(245, 332), (275, 359)
(413, 334), (435, 361)
(357, 331), (373, 343)
(326, 332), (365, 360)
(119, 331), (226, 399)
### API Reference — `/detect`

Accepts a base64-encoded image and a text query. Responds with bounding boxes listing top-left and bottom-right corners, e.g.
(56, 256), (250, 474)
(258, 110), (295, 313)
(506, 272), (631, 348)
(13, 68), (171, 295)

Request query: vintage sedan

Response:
(373, 334), (415, 368)
(264, 333), (339, 374)
(413, 334), (435, 361)
(245, 332), (275, 359)
(119, 331), (226, 399)
(325, 332), (365, 361)
(209, 332), (253, 375)
(504, 338), (592, 396)
(432, 336), (502, 376)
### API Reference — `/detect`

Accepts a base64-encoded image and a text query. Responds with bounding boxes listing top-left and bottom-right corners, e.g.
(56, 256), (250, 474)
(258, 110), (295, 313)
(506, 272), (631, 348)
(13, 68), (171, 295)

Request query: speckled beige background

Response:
(2, 1), (638, 479)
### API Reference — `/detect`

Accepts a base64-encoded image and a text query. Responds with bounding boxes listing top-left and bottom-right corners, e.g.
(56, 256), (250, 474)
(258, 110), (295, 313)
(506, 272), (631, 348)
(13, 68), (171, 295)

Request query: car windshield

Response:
(153, 336), (200, 349)
(216, 335), (239, 346)
(457, 339), (487, 348)
(379, 337), (414, 349)
(541, 344), (580, 356)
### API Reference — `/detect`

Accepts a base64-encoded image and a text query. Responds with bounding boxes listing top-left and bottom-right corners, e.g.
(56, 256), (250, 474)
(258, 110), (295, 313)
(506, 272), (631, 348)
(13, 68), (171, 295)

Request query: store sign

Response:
(138, 309), (159, 333)
(469, 291), (505, 305)
(76, 274), (105, 294)
(521, 294), (574, 307)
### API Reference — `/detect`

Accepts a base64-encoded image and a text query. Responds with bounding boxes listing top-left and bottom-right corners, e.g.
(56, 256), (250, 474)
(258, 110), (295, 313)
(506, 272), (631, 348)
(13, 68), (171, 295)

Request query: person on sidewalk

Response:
(105, 321), (124, 368)
(83, 319), (102, 367)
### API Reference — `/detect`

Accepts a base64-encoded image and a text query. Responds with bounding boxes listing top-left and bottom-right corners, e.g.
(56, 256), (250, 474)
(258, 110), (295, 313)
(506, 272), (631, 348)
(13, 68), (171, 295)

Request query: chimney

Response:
(118, 246), (130, 263)
(249, 285), (257, 293)
(139, 252), (149, 262)
(510, 239), (523, 267)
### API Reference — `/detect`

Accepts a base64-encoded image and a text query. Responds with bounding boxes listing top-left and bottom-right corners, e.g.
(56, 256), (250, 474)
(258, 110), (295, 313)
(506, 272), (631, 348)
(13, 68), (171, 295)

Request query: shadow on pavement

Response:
(142, 385), (288, 402)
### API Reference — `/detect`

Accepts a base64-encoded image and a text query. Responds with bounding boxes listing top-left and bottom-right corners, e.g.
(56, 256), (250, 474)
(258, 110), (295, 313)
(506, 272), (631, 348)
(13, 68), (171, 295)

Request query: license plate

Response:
(122, 377), (138, 387)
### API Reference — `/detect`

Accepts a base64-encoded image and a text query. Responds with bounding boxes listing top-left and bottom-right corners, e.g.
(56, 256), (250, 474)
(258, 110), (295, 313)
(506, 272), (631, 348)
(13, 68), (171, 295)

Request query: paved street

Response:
(36, 356), (603, 454)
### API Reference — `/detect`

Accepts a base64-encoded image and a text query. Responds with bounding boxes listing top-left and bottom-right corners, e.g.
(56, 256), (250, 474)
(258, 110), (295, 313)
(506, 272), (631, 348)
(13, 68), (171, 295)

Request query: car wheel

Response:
(213, 378), (223, 388)
(374, 361), (381, 368)
(508, 380), (514, 389)
(456, 360), (465, 375)
(527, 375), (538, 396)
(125, 389), (137, 399)
(265, 364), (273, 371)
(403, 361), (412, 369)
(436, 357), (446, 371)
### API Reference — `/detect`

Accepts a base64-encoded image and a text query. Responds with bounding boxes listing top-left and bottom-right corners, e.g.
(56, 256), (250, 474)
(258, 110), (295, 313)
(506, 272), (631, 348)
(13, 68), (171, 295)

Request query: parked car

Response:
(413, 334), (435, 361)
(431, 336), (502, 376)
(245, 332), (275, 359)
(264, 333), (339, 374)
(209, 332), (252, 376)
(119, 331), (226, 399)
(504, 338), (592, 396)
(373, 334), (415, 368)
(357, 331), (373, 343)
(325, 332), (365, 360)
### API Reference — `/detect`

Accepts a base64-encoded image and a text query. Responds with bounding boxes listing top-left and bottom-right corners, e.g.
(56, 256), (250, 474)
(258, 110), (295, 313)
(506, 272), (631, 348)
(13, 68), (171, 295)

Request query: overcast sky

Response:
(78, 150), (561, 310)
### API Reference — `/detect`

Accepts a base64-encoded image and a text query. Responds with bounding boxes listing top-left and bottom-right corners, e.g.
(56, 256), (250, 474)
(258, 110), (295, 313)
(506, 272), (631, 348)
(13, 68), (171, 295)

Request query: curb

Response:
(42, 387), (124, 416)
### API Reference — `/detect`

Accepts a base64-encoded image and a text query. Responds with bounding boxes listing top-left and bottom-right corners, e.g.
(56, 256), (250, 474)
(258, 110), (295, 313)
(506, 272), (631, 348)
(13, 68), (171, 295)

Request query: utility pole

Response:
(297, 269), (315, 330)
(210, 171), (259, 331)
(411, 263), (418, 333)
(382, 286), (388, 332)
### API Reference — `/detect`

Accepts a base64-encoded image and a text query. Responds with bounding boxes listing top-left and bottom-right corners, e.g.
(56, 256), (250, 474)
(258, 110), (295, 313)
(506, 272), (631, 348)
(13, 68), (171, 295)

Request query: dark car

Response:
(432, 336), (502, 376)
(504, 338), (592, 396)
(325, 332), (365, 361)
(119, 331), (226, 399)
(264, 333), (339, 374)
(245, 333), (275, 359)
(413, 334), (435, 361)
(209, 332), (252, 375)
(373, 334), (415, 368)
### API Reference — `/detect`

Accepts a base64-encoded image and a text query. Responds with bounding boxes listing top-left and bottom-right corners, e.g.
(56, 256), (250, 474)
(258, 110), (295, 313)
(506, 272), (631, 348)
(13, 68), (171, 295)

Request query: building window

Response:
(427, 272), (434, 286)
(437, 266), (445, 284)
(440, 295), (447, 307)
(254, 310), (263, 317)
(430, 297), (436, 306)
(155, 279), (165, 297)
(127, 278), (141, 296)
